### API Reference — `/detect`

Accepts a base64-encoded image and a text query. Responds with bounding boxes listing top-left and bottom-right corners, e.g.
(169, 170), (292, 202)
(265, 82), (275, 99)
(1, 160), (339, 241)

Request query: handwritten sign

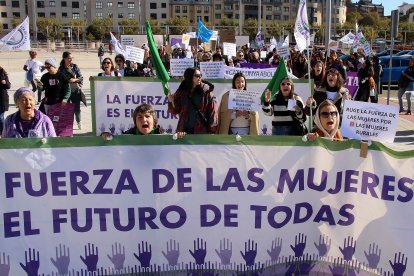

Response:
(170, 59), (195, 77)
(228, 88), (262, 111)
(223, 42), (237, 57)
(125, 45), (145, 64)
(200, 61), (225, 79)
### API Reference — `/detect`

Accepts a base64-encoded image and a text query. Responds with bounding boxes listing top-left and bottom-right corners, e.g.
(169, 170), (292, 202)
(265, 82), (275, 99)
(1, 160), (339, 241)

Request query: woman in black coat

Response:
(0, 66), (11, 134)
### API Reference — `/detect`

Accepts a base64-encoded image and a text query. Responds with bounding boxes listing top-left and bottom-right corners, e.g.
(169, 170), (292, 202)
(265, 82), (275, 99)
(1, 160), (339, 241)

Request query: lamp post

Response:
(324, 0), (331, 50)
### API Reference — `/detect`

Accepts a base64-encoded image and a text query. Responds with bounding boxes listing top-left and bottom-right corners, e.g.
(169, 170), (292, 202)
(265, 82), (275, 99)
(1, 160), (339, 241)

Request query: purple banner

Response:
(47, 103), (75, 137)
(345, 71), (359, 97)
(240, 63), (276, 69)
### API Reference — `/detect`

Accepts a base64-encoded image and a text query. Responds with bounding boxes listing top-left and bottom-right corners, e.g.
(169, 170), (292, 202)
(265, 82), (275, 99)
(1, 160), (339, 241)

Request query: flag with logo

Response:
(0, 16), (30, 52)
(197, 18), (213, 42)
(145, 20), (170, 95)
(261, 57), (288, 103)
(110, 32), (126, 56)
(294, 0), (310, 53)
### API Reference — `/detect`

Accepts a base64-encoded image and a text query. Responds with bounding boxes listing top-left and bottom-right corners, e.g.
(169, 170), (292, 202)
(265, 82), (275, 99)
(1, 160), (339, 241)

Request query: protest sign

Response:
(277, 46), (290, 60)
(363, 42), (372, 57)
(200, 61), (225, 79)
(328, 40), (339, 52)
(125, 45), (145, 64)
(169, 59), (195, 77)
(228, 88), (262, 111)
(260, 51), (267, 59)
(47, 102), (74, 137)
(344, 71), (359, 97)
(341, 100), (399, 142)
(223, 42), (237, 57)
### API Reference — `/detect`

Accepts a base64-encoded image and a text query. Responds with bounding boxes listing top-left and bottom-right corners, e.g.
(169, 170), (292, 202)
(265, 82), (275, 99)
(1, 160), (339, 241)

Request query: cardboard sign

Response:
(228, 88), (262, 111)
(170, 58), (195, 77)
(125, 45), (145, 64)
(223, 42), (237, 57)
(47, 103), (75, 137)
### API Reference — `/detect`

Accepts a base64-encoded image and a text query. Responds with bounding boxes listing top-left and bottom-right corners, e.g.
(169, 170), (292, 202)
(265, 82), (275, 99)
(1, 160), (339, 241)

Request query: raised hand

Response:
(364, 243), (381, 269)
(240, 239), (257, 267)
(0, 252), (10, 276)
(290, 233), (307, 257)
(99, 123), (106, 134)
(107, 242), (125, 270)
(118, 123), (125, 133)
(109, 123), (116, 134)
(215, 238), (232, 265)
(80, 243), (99, 272)
(314, 235), (331, 257)
(20, 248), (40, 276)
(134, 241), (152, 268)
(50, 244), (70, 275)
(264, 89), (271, 102)
(267, 237), (282, 261)
(189, 238), (207, 265)
(389, 252), (408, 276)
(162, 239), (180, 266)
(339, 236), (356, 261)
(298, 253), (315, 274)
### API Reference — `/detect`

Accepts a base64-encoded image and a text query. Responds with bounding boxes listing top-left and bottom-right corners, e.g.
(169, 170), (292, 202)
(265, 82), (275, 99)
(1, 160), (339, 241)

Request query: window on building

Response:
(204, 6), (209, 13)
(183, 6), (187, 13)
(3, 24), (8, 29)
(150, 3), (156, 9)
(128, 13), (135, 18)
(107, 13), (113, 17)
(274, 15), (280, 20)
(37, 1), (45, 8)
(275, 6), (281, 11)
(204, 16), (209, 22)
(0, 1), (6, 6)
(336, 9), (340, 14)
(175, 6), (180, 13)
(1, 12), (6, 17)
(107, 2), (113, 7)
(215, 4), (221, 9)
(62, 12), (67, 17)
(150, 13), (157, 19)
(95, 2), (102, 8)
(161, 3), (166, 8)
(49, 1), (55, 7)
(162, 13), (166, 18)
(72, 13), (80, 19)
(38, 12), (45, 17)
(266, 15), (272, 20)
(215, 13), (220, 19)
(61, 1), (66, 7)
(12, 1), (19, 7)
(50, 12), (55, 17)
(96, 12), (103, 19)
(284, 15), (289, 21)
(128, 2), (134, 8)
(118, 13), (123, 18)
(284, 7), (289, 12)
(196, 6), (201, 13)
(117, 2), (123, 7)
(72, 2), (79, 8)
(266, 6), (272, 11)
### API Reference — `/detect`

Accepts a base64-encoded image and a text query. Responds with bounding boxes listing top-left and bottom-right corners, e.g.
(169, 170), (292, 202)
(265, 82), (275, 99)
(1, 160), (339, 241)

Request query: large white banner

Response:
(92, 79), (312, 136)
(0, 138), (413, 275)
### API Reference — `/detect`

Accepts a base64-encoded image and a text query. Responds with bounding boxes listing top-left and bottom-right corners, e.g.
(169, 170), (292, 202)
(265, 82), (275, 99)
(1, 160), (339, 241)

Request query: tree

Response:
(11, 17), (24, 28)
(118, 18), (139, 35)
(148, 19), (163, 35)
(69, 18), (87, 42)
(86, 17), (113, 41)
(165, 16), (189, 35)
(37, 17), (63, 41)
(216, 18), (238, 27)
(242, 18), (258, 39)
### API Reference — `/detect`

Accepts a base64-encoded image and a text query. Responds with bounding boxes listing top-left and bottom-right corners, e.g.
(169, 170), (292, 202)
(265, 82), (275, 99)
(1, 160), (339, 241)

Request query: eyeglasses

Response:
(281, 82), (291, 86)
(194, 73), (202, 78)
(103, 61), (111, 64)
(320, 111), (338, 118)
(115, 59), (123, 63)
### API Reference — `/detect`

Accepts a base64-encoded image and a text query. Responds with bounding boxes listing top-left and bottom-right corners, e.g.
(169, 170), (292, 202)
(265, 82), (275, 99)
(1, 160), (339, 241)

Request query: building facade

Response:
(346, 0), (384, 17)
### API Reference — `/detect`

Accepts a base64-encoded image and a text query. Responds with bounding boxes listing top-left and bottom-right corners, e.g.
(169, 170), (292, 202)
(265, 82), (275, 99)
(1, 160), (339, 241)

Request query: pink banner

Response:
(47, 103), (75, 137)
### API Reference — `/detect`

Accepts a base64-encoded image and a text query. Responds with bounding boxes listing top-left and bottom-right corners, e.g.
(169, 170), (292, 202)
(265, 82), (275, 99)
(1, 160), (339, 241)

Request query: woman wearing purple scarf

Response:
(2, 87), (56, 138)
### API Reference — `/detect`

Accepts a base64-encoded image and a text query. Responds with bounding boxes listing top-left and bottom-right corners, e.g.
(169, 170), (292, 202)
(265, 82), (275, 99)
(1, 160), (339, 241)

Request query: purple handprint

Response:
(80, 243), (99, 272)
(109, 123), (116, 134)
(134, 241), (152, 268)
(290, 233), (307, 257)
(215, 238), (232, 265)
(339, 236), (356, 261)
(240, 239), (257, 267)
(20, 248), (40, 276)
(162, 239), (180, 266)
(328, 257), (346, 276)
(107, 242), (125, 270)
(166, 124), (173, 134)
(389, 252), (408, 276)
(0, 252), (10, 276)
(50, 244), (70, 275)
(189, 238), (207, 265)
(298, 253), (315, 274)
(119, 123), (125, 133)
(261, 124), (268, 135)
(267, 237), (282, 261)
(364, 243), (381, 269)
(314, 234), (331, 257)
(99, 123), (106, 134)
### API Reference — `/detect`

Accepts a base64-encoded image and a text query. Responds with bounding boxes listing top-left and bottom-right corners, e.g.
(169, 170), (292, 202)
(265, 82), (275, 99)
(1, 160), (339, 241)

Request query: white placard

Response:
(210, 31), (219, 41)
(288, 99), (296, 111)
(200, 61), (225, 79)
(341, 100), (399, 143)
(277, 46), (290, 60)
(363, 42), (372, 57)
(228, 88), (262, 111)
(222, 42), (237, 57)
(328, 40), (339, 51)
(169, 58), (195, 77)
(260, 51), (267, 58)
(125, 45), (145, 64)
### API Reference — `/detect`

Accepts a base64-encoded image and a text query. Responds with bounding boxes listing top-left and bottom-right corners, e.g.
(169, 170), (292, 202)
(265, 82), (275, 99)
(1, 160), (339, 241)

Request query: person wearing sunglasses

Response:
(98, 58), (119, 77)
(306, 100), (343, 141)
(168, 67), (217, 134)
(263, 77), (306, 136)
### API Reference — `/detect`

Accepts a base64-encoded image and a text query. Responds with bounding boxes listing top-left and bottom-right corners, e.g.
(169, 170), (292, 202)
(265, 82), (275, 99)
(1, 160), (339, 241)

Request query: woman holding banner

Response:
(168, 67), (217, 134)
(217, 73), (259, 135)
(262, 77), (306, 136)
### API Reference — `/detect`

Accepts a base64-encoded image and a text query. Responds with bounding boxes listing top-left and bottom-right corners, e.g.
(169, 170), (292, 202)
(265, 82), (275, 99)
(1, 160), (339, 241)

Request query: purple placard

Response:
(240, 63), (276, 69)
(170, 38), (185, 49)
(47, 103), (75, 137)
(345, 71), (359, 97)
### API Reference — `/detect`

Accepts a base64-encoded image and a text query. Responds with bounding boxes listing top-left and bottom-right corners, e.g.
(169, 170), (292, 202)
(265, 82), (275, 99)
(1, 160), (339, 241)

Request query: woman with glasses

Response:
(218, 73), (259, 135)
(168, 67), (217, 134)
(98, 58), (119, 77)
(262, 77), (306, 136)
(305, 68), (350, 118)
(306, 100), (343, 141)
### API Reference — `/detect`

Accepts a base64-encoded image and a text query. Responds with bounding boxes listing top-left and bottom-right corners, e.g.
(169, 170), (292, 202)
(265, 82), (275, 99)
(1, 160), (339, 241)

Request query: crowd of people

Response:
(0, 41), (411, 141)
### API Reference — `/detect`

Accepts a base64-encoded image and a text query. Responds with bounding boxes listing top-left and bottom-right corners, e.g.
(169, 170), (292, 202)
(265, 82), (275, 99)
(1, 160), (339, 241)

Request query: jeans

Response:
(68, 92), (81, 123)
(398, 87), (412, 112)
(272, 125), (293, 136)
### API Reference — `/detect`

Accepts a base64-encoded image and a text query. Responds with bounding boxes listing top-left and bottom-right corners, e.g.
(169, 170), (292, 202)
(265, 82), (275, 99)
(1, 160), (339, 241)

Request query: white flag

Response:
(294, 0), (310, 53)
(110, 32), (126, 56)
(0, 16), (30, 52)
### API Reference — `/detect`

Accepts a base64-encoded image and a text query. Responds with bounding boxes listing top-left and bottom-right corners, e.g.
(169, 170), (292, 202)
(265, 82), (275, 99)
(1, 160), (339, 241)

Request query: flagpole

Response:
(307, 47), (313, 131)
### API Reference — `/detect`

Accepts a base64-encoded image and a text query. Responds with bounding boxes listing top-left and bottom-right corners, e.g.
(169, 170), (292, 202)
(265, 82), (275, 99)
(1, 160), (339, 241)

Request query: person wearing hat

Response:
(2, 87), (56, 138)
(36, 58), (71, 113)
(23, 50), (44, 102)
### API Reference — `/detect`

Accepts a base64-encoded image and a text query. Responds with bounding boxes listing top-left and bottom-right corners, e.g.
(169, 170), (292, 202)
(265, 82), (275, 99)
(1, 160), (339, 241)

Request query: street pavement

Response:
(1, 49), (413, 150)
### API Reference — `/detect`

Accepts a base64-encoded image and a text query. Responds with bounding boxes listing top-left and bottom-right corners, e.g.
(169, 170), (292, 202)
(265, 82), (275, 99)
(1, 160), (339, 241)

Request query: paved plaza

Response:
(0, 49), (413, 150)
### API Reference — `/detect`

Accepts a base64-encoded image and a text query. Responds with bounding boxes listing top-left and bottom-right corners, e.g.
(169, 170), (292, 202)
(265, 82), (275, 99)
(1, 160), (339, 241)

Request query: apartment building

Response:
(346, 0), (384, 17)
